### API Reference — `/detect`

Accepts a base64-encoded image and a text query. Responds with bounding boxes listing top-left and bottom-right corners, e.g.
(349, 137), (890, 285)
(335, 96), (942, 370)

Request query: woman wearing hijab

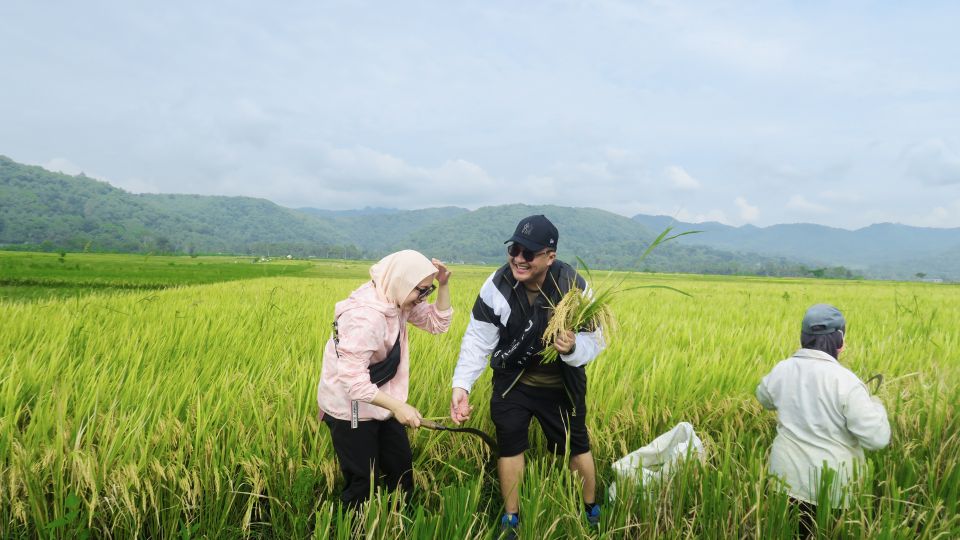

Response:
(318, 250), (453, 508)
(756, 304), (890, 538)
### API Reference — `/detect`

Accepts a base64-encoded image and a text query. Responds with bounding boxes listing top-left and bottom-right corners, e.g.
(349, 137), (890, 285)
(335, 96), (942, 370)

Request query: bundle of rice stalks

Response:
(540, 280), (618, 363)
(539, 226), (698, 363)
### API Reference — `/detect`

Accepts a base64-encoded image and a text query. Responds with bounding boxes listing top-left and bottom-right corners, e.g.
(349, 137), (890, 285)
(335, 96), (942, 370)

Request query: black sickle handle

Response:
(865, 373), (884, 394)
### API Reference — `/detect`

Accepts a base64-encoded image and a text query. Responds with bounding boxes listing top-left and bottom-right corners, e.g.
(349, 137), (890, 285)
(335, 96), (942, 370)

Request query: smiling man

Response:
(449, 215), (606, 536)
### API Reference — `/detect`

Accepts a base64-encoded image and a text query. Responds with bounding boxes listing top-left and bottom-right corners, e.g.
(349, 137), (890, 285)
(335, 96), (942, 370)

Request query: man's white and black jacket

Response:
(452, 260), (605, 412)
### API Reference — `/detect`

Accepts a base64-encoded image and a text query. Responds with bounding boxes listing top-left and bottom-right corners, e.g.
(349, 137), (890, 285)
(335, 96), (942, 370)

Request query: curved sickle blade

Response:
(865, 373), (884, 394)
(420, 419), (498, 455)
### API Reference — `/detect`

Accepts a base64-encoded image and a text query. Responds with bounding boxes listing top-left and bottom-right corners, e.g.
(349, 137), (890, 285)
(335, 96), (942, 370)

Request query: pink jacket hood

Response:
(334, 281), (398, 321)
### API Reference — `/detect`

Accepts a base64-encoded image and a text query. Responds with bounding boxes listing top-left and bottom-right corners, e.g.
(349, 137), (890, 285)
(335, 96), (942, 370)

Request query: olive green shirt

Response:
(518, 286), (563, 388)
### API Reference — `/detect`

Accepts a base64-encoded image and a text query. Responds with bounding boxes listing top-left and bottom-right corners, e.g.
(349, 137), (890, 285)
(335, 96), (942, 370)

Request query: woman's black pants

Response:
(323, 415), (413, 508)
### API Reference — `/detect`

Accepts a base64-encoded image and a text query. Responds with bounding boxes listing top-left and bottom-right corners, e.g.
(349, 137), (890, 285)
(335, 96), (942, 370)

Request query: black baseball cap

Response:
(801, 303), (846, 335)
(504, 215), (559, 251)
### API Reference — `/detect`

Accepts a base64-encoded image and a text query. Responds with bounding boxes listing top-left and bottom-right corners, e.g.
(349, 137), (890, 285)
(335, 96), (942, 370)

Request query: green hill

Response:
(0, 156), (352, 255)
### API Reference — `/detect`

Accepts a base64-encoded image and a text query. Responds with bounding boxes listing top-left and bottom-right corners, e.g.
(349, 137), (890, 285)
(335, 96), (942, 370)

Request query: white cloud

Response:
(39, 157), (122, 190)
(603, 147), (633, 161)
(917, 200), (960, 227)
(144, 142), (512, 210)
(117, 177), (162, 194)
(820, 190), (862, 203)
(901, 139), (960, 186)
(697, 209), (730, 224)
(571, 161), (615, 182)
(313, 146), (496, 193)
(787, 194), (829, 214)
(632, 206), (731, 225)
(735, 196), (759, 222)
(680, 24), (793, 74)
(520, 175), (559, 199)
(664, 165), (701, 190)
(676, 208), (730, 224)
(42, 158), (84, 176)
(530, 154), (661, 210)
(324, 146), (411, 182)
(911, 205), (955, 227)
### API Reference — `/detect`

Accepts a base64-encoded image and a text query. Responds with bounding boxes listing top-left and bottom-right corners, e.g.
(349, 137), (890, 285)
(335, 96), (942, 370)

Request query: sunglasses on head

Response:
(507, 243), (550, 262)
(414, 283), (436, 301)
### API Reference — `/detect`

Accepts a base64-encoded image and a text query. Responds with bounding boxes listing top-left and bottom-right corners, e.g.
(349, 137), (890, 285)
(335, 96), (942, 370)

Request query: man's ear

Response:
(546, 251), (557, 265)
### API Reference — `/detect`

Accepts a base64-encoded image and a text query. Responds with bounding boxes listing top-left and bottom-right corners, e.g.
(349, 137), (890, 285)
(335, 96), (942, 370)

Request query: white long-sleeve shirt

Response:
(756, 348), (891, 506)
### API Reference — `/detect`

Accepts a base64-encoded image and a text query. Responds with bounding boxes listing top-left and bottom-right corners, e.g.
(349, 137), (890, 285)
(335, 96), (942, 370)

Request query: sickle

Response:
(419, 419), (498, 455)
(865, 373), (884, 394)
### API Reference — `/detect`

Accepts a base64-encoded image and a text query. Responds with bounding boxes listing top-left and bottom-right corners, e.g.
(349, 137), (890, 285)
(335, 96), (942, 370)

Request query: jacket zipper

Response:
(498, 281), (530, 398)
(501, 369), (526, 398)
(562, 382), (577, 417)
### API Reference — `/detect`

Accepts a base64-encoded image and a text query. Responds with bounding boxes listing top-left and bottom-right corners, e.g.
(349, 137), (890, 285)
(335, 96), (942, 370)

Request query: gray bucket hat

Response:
(801, 303), (846, 335)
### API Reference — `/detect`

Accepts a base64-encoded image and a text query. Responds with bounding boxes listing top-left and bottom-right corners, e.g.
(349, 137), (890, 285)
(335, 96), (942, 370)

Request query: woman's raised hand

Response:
(432, 258), (451, 286)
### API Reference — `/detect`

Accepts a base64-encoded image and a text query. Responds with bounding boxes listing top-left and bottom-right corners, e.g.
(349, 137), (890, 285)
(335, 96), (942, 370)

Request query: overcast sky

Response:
(2, 1), (959, 228)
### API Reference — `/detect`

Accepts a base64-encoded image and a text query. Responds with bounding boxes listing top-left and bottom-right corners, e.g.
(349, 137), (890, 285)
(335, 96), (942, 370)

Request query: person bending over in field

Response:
(317, 250), (453, 508)
(756, 304), (890, 538)
(449, 215), (606, 537)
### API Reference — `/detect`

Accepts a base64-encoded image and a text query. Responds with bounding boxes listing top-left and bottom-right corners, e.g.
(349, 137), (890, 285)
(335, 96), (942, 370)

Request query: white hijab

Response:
(369, 250), (437, 307)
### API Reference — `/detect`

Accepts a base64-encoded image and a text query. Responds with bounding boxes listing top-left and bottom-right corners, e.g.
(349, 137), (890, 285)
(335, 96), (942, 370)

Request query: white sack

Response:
(608, 422), (704, 501)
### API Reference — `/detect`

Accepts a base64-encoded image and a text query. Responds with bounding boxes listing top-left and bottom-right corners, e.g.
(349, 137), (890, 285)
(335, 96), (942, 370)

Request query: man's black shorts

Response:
(490, 381), (590, 457)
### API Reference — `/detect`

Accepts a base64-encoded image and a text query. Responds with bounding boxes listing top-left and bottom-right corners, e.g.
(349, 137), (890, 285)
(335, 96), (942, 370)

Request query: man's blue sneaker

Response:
(585, 502), (601, 527)
(500, 513), (519, 540)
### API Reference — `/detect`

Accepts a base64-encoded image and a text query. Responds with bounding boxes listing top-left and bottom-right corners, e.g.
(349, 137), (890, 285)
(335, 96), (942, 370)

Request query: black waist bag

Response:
(332, 320), (402, 386)
(370, 334), (402, 386)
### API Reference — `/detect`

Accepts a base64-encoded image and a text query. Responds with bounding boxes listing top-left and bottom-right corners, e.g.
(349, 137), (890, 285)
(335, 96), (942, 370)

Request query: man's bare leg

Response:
(498, 454), (525, 513)
(569, 451), (597, 504)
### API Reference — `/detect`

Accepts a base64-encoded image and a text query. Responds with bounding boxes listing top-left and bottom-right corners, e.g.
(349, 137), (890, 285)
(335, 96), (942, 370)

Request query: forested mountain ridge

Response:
(0, 156), (353, 255)
(2, 155), (955, 280)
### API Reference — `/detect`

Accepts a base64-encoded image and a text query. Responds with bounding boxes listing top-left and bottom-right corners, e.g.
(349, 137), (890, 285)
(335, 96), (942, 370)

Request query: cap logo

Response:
(521, 222), (533, 235)
(549, 239), (555, 244)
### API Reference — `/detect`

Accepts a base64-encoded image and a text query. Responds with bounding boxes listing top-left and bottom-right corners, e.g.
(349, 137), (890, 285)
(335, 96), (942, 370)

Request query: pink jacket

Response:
(317, 281), (453, 422)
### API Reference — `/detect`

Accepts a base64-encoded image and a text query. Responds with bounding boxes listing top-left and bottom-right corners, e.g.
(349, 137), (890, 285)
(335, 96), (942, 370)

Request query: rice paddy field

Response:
(1, 251), (958, 538)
